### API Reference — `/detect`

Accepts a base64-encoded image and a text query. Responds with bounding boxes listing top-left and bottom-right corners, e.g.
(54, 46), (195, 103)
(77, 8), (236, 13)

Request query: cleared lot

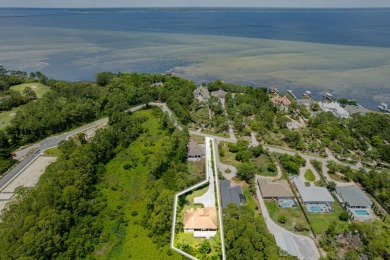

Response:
(2, 156), (56, 193)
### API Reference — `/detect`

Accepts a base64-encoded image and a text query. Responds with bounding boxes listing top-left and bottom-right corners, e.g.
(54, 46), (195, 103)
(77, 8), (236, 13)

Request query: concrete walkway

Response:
(194, 138), (215, 207)
(255, 175), (320, 260)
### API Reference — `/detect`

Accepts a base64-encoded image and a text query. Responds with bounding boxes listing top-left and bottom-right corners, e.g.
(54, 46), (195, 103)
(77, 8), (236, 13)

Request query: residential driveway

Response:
(194, 137), (216, 207)
(255, 175), (320, 260)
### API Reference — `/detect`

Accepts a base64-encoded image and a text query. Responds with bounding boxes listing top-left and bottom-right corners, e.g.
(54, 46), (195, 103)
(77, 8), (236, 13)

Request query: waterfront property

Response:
(193, 86), (210, 103)
(335, 186), (372, 209)
(271, 96), (291, 110)
(183, 207), (218, 239)
(220, 180), (246, 208)
(296, 98), (312, 107)
(293, 177), (334, 212)
(318, 101), (350, 118)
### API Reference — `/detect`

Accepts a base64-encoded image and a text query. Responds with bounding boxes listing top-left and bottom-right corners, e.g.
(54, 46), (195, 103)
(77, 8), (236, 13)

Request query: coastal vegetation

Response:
(0, 67), (389, 259)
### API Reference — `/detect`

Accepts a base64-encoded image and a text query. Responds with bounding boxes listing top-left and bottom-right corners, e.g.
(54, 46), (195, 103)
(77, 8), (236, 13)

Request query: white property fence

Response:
(170, 137), (226, 260)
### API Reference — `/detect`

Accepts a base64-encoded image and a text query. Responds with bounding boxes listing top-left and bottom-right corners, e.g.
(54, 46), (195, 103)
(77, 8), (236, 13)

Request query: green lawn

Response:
(10, 82), (50, 98)
(0, 106), (20, 130)
(304, 169), (315, 182)
(44, 147), (60, 156)
(188, 158), (206, 182)
(265, 199), (310, 235)
(243, 187), (258, 212)
(91, 109), (181, 260)
(190, 135), (205, 144)
(253, 154), (277, 177)
(306, 202), (345, 234)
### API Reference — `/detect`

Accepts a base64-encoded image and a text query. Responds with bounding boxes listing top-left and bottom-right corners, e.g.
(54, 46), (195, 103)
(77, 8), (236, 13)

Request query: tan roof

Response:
(211, 89), (227, 98)
(271, 96), (291, 106)
(188, 141), (204, 157)
(258, 178), (294, 198)
(183, 207), (218, 230)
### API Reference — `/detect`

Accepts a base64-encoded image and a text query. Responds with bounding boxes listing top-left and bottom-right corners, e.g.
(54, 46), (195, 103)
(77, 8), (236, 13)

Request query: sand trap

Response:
(2, 156), (57, 193)
(9, 113), (15, 116)
(30, 85), (37, 89)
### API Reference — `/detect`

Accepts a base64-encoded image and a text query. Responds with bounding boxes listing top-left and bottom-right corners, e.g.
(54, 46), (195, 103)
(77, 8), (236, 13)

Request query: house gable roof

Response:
(335, 186), (372, 208)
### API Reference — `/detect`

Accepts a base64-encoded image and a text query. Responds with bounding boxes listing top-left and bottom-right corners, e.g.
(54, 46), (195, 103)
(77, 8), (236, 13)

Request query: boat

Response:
(286, 90), (297, 99)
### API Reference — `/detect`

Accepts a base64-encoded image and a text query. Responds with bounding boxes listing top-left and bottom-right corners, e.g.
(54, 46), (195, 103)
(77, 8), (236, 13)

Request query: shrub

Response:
(339, 211), (350, 221)
(278, 215), (287, 224)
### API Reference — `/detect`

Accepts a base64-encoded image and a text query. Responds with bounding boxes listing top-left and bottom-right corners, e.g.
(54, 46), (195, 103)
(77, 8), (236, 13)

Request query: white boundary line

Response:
(211, 138), (226, 260)
(170, 137), (226, 260)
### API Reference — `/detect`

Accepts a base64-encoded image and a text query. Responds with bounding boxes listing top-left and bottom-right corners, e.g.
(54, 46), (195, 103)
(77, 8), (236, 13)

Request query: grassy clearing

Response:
(265, 199), (310, 236)
(304, 169), (315, 181)
(243, 187), (258, 213)
(0, 106), (20, 130)
(10, 82), (50, 98)
(219, 142), (276, 177)
(201, 130), (229, 138)
(92, 109), (180, 260)
(190, 135), (205, 144)
(44, 147), (60, 156)
(188, 158), (205, 181)
(253, 154), (277, 177)
(306, 202), (344, 234)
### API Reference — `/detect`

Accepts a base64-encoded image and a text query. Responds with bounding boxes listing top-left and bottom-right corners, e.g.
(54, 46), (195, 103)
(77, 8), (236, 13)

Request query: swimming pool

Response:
(309, 206), (323, 212)
(354, 210), (370, 216)
(278, 199), (295, 208)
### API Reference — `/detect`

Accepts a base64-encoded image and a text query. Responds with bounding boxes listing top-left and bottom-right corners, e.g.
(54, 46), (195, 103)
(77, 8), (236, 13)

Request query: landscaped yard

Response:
(265, 199), (310, 236)
(306, 202), (345, 234)
(304, 169), (315, 182)
(10, 82), (50, 98)
(243, 187), (259, 213)
(219, 142), (277, 177)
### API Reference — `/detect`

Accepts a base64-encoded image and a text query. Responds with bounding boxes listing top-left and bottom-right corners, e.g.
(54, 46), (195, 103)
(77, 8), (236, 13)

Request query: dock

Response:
(322, 92), (333, 101)
(286, 90), (297, 100)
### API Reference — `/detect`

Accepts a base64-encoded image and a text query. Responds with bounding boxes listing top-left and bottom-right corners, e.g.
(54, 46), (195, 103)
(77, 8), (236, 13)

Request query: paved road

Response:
(0, 104), (149, 190)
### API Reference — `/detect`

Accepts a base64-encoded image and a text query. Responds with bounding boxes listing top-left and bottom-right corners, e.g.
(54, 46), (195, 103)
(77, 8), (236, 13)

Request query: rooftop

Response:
(257, 178), (294, 198)
(188, 141), (204, 157)
(293, 177), (334, 203)
(220, 180), (245, 208)
(335, 186), (372, 208)
(210, 89), (227, 99)
(271, 96), (291, 106)
(183, 207), (218, 230)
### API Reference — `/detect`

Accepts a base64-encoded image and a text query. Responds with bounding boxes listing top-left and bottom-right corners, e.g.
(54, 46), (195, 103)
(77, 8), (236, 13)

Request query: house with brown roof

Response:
(188, 141), (205, 161)
(257, 178), (294, 199)
(271, 96), (292, 109)
(183, 207), (218, 238)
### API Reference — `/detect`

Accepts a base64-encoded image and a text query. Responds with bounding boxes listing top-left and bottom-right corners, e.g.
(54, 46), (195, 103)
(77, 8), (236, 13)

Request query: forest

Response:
(0, 67), (389, 259)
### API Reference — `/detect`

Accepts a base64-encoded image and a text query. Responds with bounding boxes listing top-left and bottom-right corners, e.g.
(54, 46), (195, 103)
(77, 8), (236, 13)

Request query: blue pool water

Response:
(278, 199), (295, 208)
(354, 210), (370, 216)
(309, 206), (323, 212)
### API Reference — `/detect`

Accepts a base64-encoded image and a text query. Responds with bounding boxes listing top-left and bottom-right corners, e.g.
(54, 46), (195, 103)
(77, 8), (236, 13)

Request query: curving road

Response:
(0, 104), (153, 190)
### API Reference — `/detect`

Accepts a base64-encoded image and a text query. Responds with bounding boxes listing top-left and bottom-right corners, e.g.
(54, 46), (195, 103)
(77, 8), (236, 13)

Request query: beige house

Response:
(183, 207), (218, 238)
(257, 178), (294, 199)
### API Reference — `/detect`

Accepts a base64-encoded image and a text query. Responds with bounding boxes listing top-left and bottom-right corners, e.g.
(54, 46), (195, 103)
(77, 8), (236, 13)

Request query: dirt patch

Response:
(3, 156), (57, 192)
(30, 85), (37, 89)
(231, 179), (249, 187)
